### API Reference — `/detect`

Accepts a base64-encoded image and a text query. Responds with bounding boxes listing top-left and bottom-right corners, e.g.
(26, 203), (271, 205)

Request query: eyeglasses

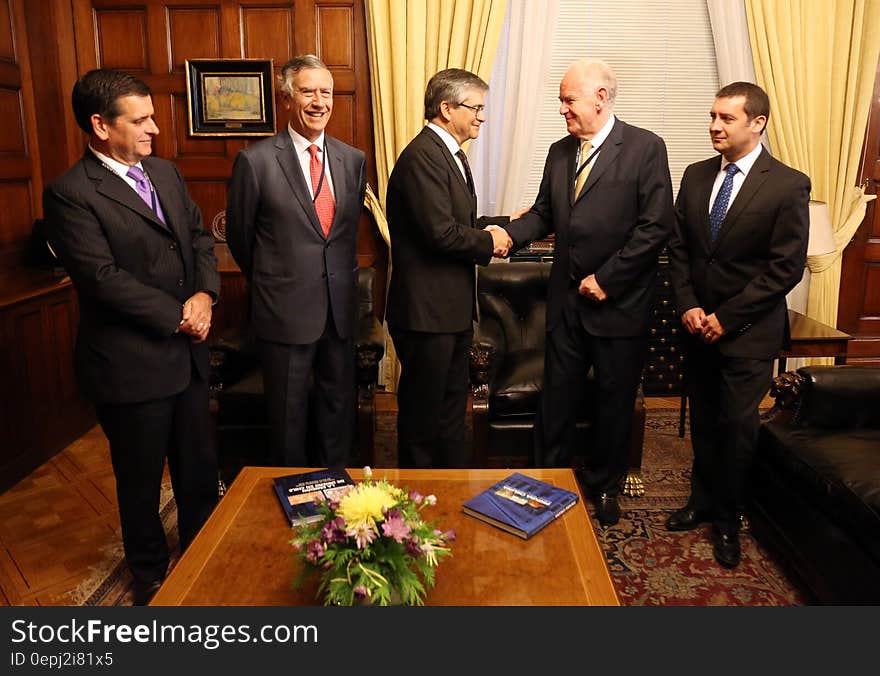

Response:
(456, 102), (486, 115)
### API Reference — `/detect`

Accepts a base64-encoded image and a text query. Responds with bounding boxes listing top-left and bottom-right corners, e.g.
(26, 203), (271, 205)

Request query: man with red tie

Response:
(226, 55), (367, 468)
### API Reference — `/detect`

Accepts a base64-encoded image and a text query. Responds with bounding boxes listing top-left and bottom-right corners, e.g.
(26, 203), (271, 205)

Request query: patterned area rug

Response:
(80, 408), (806, 605)
(80, 486), (179, 606)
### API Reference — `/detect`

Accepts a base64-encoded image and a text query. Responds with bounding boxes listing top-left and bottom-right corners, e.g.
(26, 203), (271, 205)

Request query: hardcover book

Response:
(462, 472), (580, 539)
(273, 468), (355, 526)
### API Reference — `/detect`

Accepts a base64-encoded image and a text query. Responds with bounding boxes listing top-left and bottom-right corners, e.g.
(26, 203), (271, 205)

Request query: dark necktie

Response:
(126, 165), (166, 224)
(309, 144), (335, 237)
(456, 149), (475, 196)
(709, 163), (738, 241)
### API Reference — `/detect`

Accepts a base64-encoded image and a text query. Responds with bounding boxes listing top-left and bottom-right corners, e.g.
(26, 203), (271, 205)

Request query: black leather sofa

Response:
(469, 262), (646, 496)
(752, 365), (880, 604)
(210, 267), (384, 484)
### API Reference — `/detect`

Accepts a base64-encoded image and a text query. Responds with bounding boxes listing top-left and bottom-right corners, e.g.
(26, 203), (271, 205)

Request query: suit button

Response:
(169, 243), (176, 250)
(177, 279), (184, 286)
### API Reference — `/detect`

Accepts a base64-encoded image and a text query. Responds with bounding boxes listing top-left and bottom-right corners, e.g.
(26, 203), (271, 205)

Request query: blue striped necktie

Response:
(709, 163), (738, 241)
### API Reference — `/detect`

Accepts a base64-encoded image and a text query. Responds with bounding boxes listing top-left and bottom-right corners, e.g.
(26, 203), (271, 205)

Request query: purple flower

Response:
(442, 529), (456, 542)
(409, 490), (424, 505)
(305, 539), (325, 564)
(321, 517), (347, 543)
(353, 585), (369, 600)
(381, 512), (412, 542)
(405, 535), (421, 556)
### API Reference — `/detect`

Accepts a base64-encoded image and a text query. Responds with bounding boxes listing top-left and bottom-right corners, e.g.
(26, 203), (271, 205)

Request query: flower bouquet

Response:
(289, 467), (454, 606)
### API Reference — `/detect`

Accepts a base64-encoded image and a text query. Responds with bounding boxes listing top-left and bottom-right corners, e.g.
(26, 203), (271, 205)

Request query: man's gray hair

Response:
(424, 68), (488, 121)
(278, 55), (332, 96)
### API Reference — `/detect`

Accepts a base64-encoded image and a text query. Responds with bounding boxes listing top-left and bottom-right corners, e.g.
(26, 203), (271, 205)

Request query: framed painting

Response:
(185, 59), (276, 136)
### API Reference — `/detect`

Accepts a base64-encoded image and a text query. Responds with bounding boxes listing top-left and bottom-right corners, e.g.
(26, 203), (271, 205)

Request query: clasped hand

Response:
(177, 291), (213, 343)
(681, 307), (724, 344)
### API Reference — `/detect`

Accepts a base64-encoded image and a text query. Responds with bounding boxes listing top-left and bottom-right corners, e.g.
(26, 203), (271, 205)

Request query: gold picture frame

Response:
(185, 58), (276, 137)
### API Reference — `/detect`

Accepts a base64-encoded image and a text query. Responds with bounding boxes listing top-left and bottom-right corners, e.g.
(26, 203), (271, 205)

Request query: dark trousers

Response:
(391, 326), (471, 468)
(685, 344), (773, 533)
(95, 370), (218, 585)
(259, 313), (354, 468)
(537, 289), (645, 495)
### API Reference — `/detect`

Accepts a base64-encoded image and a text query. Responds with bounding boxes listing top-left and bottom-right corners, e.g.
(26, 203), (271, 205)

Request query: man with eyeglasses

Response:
(505, 59), (674, 527)
(226, 54), (367, 469)
(385, 68), (510, 469)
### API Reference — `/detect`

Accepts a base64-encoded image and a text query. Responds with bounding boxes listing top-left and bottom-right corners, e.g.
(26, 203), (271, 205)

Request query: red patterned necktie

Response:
(308, 144), (335, 237)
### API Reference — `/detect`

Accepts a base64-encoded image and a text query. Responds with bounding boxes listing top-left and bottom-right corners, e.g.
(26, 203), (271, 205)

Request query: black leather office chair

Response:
(469, 262), (646, 496)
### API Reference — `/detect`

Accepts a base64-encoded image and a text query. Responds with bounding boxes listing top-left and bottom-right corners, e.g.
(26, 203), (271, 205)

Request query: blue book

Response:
(462, 472), (580, 539)
(273, 468), (354, 526)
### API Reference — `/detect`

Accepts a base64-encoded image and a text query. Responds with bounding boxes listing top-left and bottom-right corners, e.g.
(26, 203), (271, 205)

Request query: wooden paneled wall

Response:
(0, 0), (42, 270)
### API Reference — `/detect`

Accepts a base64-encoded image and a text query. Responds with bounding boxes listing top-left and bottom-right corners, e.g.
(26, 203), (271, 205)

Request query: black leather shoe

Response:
(665, 506), (711, 531)
(132, 578), (163, 606)
(712, 530), (741, 568)
(593, 493), (620, 527)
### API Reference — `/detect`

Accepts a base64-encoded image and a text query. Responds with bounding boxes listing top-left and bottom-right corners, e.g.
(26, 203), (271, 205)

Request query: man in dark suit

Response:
(43, 69), (220, 604)
(504, 59), (674, 526)
(385, 68), (510, 469)
(667, 82), (810, 567)
(226, 55), (367, 468)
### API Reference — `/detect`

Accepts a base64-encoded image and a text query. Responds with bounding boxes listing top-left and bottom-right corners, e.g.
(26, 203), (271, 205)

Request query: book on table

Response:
(462, 472), (580, 539)
(273, 468), (355, 526)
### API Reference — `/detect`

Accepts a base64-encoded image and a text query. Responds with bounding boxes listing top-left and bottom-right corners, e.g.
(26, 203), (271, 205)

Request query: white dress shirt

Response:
(427, 122), (469, 184)
(89, 145), (148, 194)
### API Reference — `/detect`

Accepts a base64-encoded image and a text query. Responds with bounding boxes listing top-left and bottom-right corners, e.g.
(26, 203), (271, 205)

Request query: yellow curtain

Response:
(365, 0), (507, 390)
(745, 0), (879, 362)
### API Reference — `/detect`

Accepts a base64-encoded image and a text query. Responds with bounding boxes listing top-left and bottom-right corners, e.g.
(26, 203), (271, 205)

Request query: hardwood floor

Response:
(0, 391), (769, 606)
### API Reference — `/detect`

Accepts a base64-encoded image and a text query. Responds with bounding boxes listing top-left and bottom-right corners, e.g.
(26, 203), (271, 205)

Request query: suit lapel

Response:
(573, 119), (623, 206)
(694, 157), (721, 254)
(273, 132), (324, 238)
(711, 149), (772, 252)
(326, 137), (346, 240)
(85, 153), (172, 235)
(423, 127), (476, 219)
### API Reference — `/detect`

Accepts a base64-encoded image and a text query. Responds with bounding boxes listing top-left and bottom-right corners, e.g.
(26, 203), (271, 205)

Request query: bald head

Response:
(558, 59), (617, 140)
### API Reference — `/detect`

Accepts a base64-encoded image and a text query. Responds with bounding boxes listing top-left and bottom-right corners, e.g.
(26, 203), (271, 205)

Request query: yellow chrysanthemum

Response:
(337, 483), (398, 529)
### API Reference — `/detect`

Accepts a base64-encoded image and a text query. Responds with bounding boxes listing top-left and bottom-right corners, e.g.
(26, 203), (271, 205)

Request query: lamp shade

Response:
(807, 200), (835, 257)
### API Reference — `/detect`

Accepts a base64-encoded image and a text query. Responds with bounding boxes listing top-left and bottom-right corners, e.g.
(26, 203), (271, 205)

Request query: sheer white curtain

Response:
(707, 0), (758, 87)
(469, 0), (560, 217)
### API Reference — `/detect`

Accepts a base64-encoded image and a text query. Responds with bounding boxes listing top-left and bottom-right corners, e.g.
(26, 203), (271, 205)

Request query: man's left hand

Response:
(179, 291), (213, 343)
(579, 274), (607, 302)
(700, 313), (725, 344)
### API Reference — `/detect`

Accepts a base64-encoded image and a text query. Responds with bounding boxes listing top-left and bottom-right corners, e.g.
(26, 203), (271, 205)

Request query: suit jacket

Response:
(506, 118), (674, 337)
(384, 126), (494, 333)
(668, 148), (810, 359)
(42, 151), (220, 404)
(226, 131), (367, 344)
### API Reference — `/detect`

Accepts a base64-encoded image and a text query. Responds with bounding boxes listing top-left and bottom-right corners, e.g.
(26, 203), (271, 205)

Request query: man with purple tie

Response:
(43, 68), (220, 604)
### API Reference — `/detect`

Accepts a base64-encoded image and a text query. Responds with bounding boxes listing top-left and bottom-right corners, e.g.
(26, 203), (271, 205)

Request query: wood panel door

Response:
(0, 0), (42, 270)
(839, 56), (880, 363)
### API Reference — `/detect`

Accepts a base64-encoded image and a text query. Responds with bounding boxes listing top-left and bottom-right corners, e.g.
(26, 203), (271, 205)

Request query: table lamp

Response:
(786, 200), (835, 313)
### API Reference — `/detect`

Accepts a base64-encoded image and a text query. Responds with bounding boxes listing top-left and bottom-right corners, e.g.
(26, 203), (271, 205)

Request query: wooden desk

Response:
(151, 467), (619, 606)
(678, 310), (853, 437)
(778, 309), (852, 372)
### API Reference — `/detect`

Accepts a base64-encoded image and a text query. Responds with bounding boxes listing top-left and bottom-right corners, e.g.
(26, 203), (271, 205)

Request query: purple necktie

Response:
(126, 165), (166, 224)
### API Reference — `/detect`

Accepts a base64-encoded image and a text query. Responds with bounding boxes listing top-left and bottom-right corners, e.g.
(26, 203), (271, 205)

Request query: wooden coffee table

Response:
(151, 467), (619, 606)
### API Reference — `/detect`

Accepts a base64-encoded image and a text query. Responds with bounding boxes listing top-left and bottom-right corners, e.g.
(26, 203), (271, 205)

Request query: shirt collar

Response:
(722, 142), (763, 176)
(583, 114), (616, 149)
(88, 145), (143, 178)
(426, 122), (464, 156)
(288, 125), (326, 155)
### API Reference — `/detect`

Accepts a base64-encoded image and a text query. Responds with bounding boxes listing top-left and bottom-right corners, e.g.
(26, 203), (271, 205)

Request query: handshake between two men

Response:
(481, 213), (608, 304)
